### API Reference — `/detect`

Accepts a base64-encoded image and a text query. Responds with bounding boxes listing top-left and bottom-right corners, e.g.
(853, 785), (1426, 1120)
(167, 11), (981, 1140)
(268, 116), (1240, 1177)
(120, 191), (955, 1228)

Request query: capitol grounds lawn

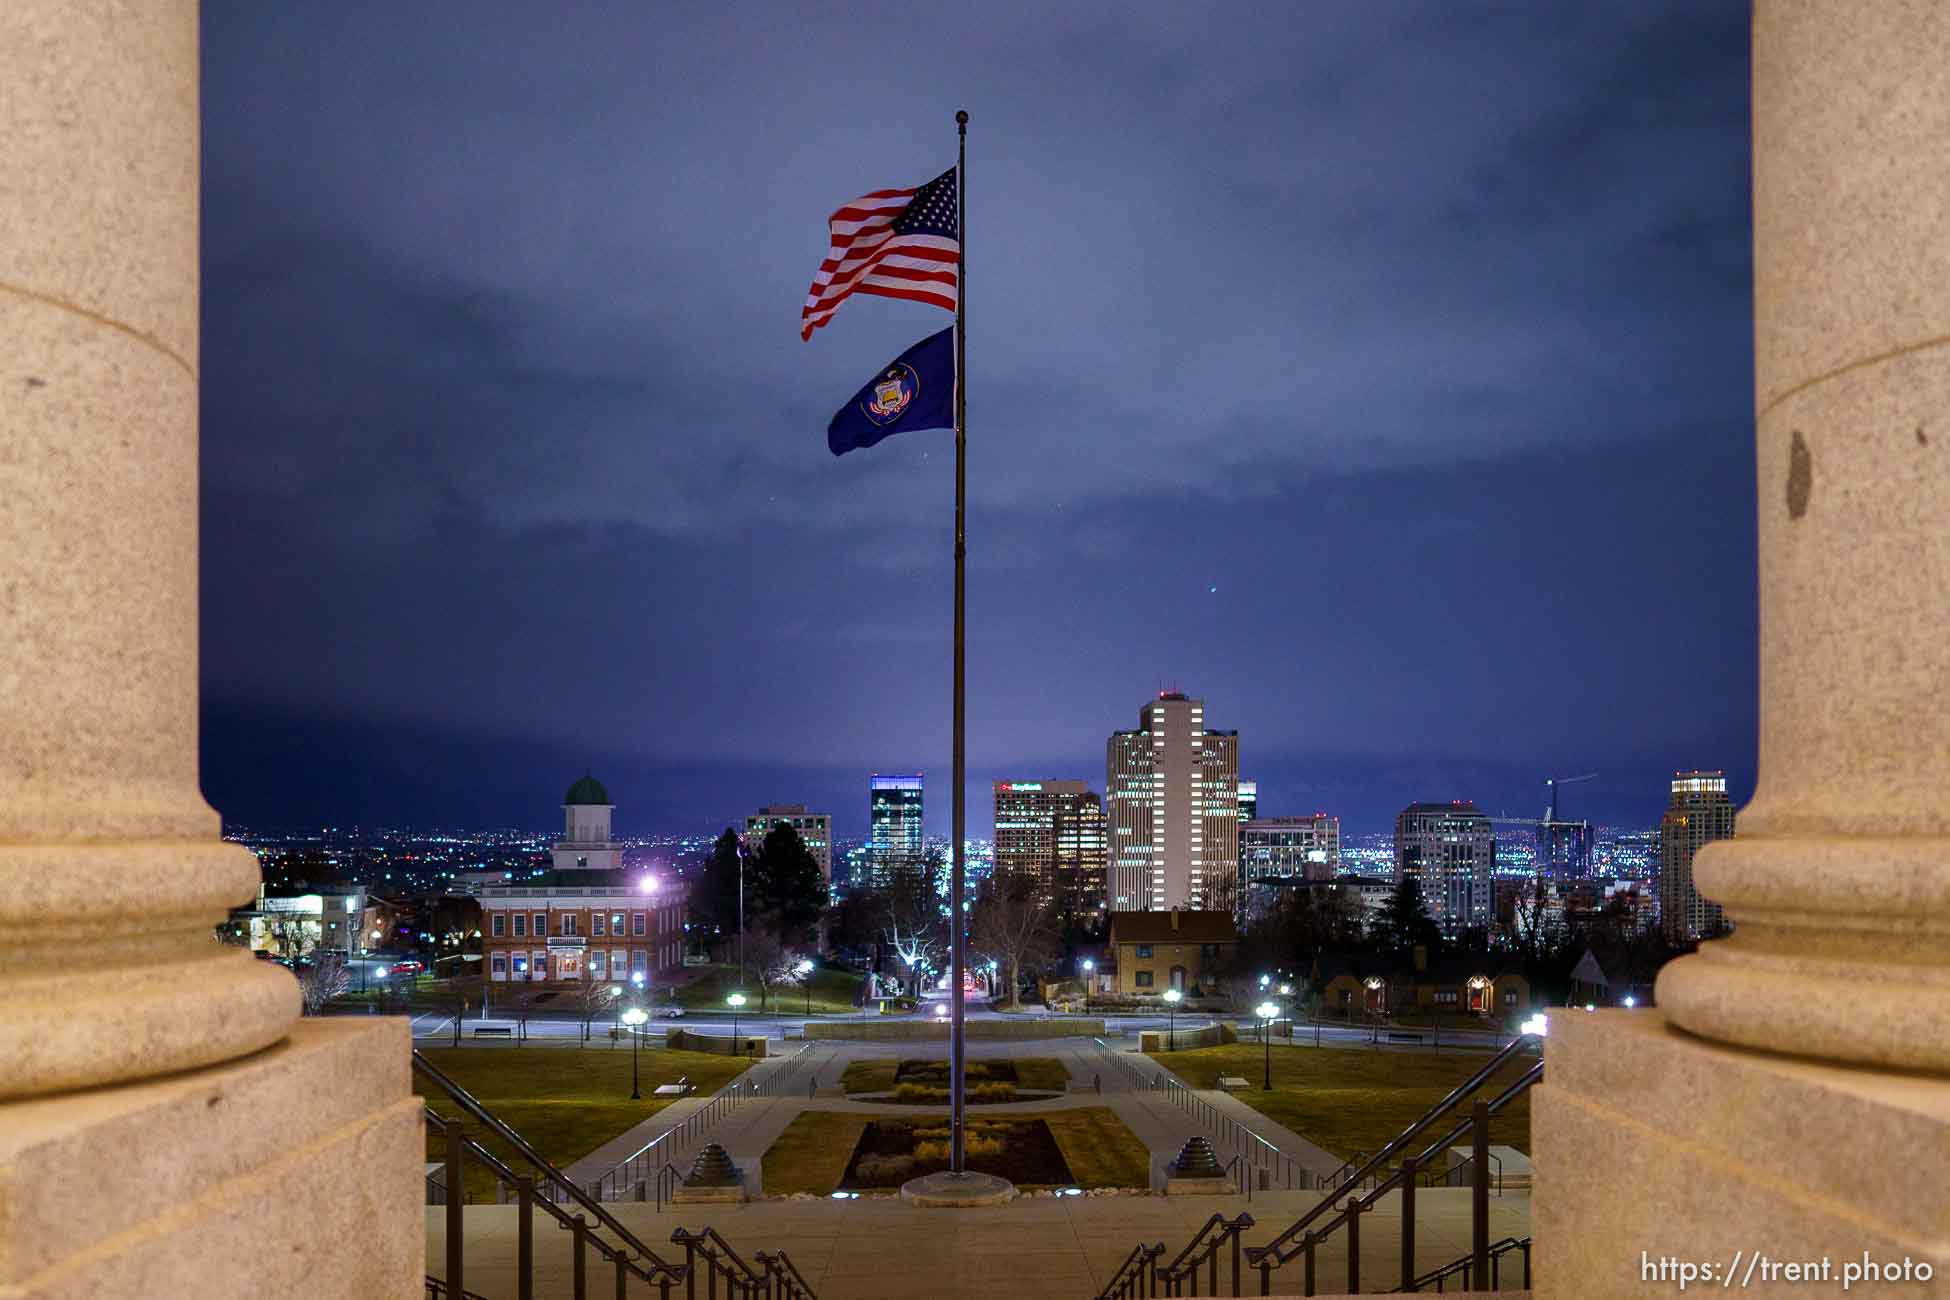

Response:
(674, 963), (866, 1015)
(761, 1106), (1150, 1195)
(416, 1045), (751, 1201)
(1145, 1041), (1534, 1162)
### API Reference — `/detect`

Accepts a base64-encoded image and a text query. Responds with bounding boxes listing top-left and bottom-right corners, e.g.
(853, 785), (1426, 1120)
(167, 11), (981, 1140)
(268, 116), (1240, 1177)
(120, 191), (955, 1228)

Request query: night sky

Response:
(198, 2), (1758, 839)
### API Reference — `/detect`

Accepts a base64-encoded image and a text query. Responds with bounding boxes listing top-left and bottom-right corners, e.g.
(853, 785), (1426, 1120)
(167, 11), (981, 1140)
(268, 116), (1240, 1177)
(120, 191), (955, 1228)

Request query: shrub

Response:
(913, 1139), (950, 1163)
(970, 1082), (1017, 1103)
(893, 1083), (949, 1102)
(852, 1153), (915, 1182)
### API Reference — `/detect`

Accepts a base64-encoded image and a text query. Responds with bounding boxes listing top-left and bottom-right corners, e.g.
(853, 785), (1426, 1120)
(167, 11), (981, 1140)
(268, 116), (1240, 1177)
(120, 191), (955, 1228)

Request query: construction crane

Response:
(1491, 773), (1600, 882)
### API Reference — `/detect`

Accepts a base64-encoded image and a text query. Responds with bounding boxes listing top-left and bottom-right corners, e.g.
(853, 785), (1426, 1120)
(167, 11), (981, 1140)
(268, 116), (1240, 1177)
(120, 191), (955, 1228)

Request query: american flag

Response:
(801, 166), (959, 340)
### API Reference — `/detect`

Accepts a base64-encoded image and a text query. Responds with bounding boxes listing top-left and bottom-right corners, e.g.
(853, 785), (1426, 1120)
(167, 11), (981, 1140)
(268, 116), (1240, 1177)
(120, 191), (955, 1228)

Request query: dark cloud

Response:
(200, 1), (1757, 836)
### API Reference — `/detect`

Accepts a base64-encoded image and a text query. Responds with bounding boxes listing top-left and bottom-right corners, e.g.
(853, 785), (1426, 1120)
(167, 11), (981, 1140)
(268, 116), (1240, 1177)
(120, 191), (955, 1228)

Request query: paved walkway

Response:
(430, 1185), (1533, 1300)
(560, 1035), (1360, 1199)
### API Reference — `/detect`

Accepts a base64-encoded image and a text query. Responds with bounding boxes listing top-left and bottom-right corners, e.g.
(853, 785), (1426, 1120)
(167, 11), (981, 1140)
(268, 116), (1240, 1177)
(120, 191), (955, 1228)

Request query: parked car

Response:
(653, 1005), (686, 1018)
(389, 959), (425, 976)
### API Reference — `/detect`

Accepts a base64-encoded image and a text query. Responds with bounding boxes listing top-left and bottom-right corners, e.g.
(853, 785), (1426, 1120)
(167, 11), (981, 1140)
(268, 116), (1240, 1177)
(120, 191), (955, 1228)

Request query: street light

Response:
(726, 992), (747, 1056)
(611, 986), (623, 1045)
(795, 960), (814, 1017)
(1081, 958), (1094, 1014)
(1256, 1000), (1280, 1089)
(1163, 987), (1182, 1051)
(621, 1007), (648, 1099)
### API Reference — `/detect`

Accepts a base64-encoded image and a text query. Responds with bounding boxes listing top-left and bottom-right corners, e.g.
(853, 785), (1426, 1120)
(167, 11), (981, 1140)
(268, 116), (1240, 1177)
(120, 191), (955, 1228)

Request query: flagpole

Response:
(949, 106), (969, 1176)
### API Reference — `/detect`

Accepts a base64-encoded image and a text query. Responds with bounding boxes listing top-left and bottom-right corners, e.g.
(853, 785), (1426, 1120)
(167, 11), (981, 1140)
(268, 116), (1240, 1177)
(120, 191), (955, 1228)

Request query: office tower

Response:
(744, 803), (833, 887)
(1105, 692), (1239, 911)
(1393, 801), (1495, 935)
(868, 774), (925, 886)
(992, 780), (1109, 917)
(1236, 780), (1258, 823)
(1240, 813), (1341, 887)
(1660, 770), (1735, 943)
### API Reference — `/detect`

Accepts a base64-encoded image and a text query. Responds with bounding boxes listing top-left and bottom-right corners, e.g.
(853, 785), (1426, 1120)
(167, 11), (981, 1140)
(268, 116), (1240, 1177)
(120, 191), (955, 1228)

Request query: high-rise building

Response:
(744, 803), (832, 888)
(1393, 801), (1495, 935)
(1106, 692), (1239, 911)
(868, 774), (925, 886)
(1236, 780), (1258, 823)
(553, 773), (621, 872)
(1240, 814), (1341, 887)
(1660, 770), (1735, 943)
(992, 780), (1108, 917)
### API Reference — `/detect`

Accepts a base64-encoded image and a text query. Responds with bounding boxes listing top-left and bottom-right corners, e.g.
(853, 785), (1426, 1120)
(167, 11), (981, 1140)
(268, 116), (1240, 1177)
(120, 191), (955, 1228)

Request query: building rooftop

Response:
(564, 774), (611, 805)
(1106, 909), (1239, 944)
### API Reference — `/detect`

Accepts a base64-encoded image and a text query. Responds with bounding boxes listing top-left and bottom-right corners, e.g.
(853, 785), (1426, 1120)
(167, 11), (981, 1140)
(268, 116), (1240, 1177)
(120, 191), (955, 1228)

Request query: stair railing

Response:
(671, 1226), (768, 1300)
(1157, 1213), (1254, 1297)
(593, 1044), (813, 1201)
(415, 1049), (688, 1281)
(1096, 1242), (1166, 1300)
(423, 1108), (682, 1299)
(1252, 1060), (1542, 1295)
(1398, 1235), (1531, 1293)
(1240, 1032), (1541, 1292)
(1093, 1040), (1302, 1191)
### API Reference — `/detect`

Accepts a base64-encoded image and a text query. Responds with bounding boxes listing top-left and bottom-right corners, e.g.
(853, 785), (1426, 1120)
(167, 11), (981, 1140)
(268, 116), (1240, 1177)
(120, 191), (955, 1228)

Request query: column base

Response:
(1534, 1009), (1949, 1298)
(0, 1018), (423, 1300)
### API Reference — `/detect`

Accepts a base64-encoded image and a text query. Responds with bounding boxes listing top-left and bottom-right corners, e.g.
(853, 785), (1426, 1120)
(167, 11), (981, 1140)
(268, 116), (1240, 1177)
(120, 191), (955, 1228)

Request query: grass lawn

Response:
(416, 1045), (751, 1200)
(1146, 1042), (1534, 1163)
(838, 1056), (1071, 1094)
(761, 1106), (1149, 1195)
(674, 963), (865, 1015)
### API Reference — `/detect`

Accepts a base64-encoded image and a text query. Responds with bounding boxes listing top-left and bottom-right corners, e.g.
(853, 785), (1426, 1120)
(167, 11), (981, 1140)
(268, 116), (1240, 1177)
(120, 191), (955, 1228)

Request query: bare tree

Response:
(576, 979), (619, 1045)
(298, 952), (350, 1015)
(741, 922), (804, 1015)
(970, 868), (1060, 1010)
(882, 869), (944, 998)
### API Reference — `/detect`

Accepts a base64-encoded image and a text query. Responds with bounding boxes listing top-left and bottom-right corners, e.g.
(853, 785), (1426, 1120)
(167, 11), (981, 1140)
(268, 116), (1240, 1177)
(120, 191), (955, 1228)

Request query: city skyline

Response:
(197, 3), (1759, 843)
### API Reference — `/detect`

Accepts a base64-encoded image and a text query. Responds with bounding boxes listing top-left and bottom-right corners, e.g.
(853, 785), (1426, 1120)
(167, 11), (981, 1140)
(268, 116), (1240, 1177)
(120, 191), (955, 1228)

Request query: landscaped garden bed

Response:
(840, 1056), (1070, 1102)
(761, 1106), (1149, 1195)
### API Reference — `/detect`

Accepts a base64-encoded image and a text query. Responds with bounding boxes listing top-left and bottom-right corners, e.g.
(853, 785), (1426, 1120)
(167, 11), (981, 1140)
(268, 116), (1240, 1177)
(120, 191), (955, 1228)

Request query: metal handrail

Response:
(1093, 1040), (1302, 1191)
(423, 1109), (681, 1297)
(592, 1044), (816, 1199)
(424, 1277), (490, 1300)
(1159, 1213), (1254, 1296)
(1399, 1236), (1532, 1293)
(756, 1248), (821, 1300)
(1097, 1242), (1166, 1300)
(413, 1050), (686, 1281)
(1421, 1146), (1502, 1194)
(1242, 1033), (1541, 1274)
(672, 1226), (767, 1297)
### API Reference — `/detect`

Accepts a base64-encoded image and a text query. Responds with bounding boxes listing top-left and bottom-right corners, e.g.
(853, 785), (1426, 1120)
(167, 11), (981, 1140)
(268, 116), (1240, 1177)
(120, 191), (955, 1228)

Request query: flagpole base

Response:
(899, 1170), (1017, 1208)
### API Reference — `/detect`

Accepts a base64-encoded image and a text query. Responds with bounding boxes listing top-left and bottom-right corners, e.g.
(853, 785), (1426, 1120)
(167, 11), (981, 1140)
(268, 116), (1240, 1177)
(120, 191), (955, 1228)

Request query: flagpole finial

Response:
(956, 109), (968, 128)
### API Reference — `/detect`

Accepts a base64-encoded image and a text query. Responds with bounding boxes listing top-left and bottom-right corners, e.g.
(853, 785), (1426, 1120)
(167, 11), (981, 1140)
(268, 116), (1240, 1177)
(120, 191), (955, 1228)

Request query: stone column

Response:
(1535, 7), (1950, 1295)
(1, 6), (421, 1296)
(1654, 0), (1950, 1074)
(0, 0), (295, 1101)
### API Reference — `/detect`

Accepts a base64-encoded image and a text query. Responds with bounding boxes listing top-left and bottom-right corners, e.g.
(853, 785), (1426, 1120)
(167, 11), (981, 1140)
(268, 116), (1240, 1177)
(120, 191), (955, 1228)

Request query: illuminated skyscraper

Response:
(1236, 780), (1258, 822)
(1105, 693), (1239, 911)
(992, 780), (1108, 918)
(1393, 802), (1494, 935)
(1240, 813), (1341, 886)
(1660, 770), (1735, 943)
(868, 774), (925, 886)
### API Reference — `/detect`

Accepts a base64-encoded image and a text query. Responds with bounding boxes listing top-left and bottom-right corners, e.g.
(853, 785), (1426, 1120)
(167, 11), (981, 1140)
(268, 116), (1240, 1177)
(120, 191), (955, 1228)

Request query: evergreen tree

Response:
(694, 828), (745, 948)
(1372, 873), (1442, 954)
(752, 823), (827, 946)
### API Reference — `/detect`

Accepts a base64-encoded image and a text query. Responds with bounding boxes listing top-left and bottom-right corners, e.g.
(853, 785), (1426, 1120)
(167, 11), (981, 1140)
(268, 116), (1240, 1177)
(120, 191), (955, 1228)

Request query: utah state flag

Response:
(826, 327), (955, 456)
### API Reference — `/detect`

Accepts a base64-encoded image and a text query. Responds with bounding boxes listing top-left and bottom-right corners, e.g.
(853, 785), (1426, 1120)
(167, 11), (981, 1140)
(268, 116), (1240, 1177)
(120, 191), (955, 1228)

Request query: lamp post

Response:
(621, 1007), (648, 1099)
(796, 960), (814, 1017)
(1163, 987), (1181, 1051)
(726, 992), (747, 1056)
(734, 841), (747, 990)
(1256, 1000), (1280, 1089)
(1081, 958), (1094, 1014)
(610, 986), (623, 1047)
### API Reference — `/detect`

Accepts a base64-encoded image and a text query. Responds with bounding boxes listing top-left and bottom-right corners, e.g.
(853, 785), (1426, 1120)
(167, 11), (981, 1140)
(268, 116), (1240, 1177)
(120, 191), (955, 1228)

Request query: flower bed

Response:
(840, 1117), (1075, 1189)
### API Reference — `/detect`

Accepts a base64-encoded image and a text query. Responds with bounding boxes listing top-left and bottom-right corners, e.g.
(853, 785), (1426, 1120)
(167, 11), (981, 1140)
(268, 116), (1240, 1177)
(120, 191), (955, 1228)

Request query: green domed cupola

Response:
(564, 773), (611, 806)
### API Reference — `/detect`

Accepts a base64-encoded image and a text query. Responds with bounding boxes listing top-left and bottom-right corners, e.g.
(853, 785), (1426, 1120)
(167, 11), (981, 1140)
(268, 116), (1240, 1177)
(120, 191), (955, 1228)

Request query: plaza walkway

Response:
(429, 1185), (1533, 1300)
